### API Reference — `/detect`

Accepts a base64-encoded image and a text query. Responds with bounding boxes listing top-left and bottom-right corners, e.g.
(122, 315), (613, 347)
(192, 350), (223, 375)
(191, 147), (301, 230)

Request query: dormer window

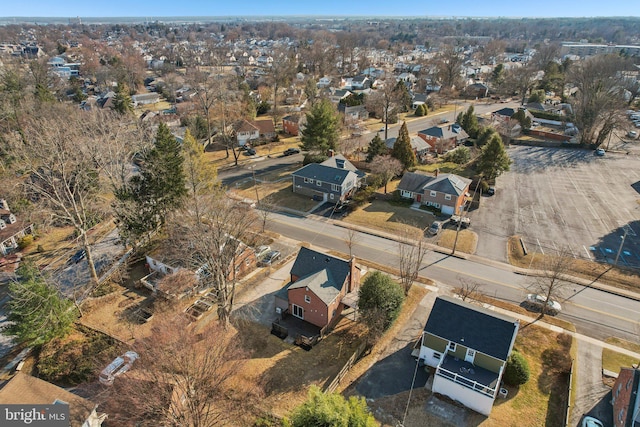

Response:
(0, 219), (5, 230)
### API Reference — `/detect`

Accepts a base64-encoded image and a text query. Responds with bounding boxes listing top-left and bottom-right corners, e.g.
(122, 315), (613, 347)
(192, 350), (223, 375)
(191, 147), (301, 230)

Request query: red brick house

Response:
(417, 124), (469, 154)
(612, 367), (640, 426)
(275, 247), (361, 330)
(397, 171), (471, 216)
(283, 115), (302, 136)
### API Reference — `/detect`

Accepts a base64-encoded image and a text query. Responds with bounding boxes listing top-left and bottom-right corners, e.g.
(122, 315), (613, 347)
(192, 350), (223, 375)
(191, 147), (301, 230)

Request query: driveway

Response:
(355, 290), (436, 399)
(571, 339), (612, 427)
(472, 146), (640, 267)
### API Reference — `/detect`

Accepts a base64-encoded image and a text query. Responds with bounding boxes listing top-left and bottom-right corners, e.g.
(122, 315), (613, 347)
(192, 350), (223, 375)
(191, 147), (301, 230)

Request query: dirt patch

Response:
(508, 236), (640, 293)
(438, 229), (478, 254)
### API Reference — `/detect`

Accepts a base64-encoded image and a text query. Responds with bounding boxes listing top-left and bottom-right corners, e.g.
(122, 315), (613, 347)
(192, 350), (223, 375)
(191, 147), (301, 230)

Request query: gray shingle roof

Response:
(424, 296), (519, 361)
(292, 162), (359, 184)
(493, 107), (516, 117)
(289, 247), (351, 305)
(397, 172), (471, 196)
(418, 124), (469, 140)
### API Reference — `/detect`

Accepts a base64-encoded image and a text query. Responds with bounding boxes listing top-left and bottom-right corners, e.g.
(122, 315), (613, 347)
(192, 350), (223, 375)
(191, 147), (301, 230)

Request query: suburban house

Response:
(417, 124), (469, 154)
(397, 171), (471, 215)
(274, 247), (361, 330)
(0, 372), (107, 427)
(329, 88), (352, 104)
(611, 367), (640, 426)
(253, 119), (276, 140)
(385, 136), (432, 160)
(491, 107), (517, 121)
(418, 296), (519, 416)
(351, 75), (371, 90)
(317, 76), (332, 88)
(141, 237), (257, 297)
(0, 199), (34, 256)
(291, 154), (364, 203)
(131, 93), (160, 106)
(236, 120), (260, 145)
(283, 114), (303, 136)
(338, 103), (369, 122)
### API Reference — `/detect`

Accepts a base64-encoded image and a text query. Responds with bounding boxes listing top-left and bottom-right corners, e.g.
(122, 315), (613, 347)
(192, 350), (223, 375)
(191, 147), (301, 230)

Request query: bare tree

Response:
(104, 312), (249, 427)
(369, 155), (402, 194)
(529, 246), (574, 316)
(166, 191), (258, 326)
(343, 227), (360, 258)
(435, 46), (465, 92)
(454, 276), (483, 302)
(257, 195), (276, 233)
(397, 226), (429, 295)
(503, 64), (537, 105)
(366, 76), (402, 140)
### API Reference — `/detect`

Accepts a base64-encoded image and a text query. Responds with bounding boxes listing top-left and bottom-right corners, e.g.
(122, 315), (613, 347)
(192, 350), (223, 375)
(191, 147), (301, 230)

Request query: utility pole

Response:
(614, 227), (629, 266)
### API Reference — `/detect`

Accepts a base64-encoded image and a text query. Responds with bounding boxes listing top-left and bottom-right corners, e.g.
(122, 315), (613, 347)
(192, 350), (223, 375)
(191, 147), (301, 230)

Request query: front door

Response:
(292, 304), (304, 319)
(465, 348), (476, 364)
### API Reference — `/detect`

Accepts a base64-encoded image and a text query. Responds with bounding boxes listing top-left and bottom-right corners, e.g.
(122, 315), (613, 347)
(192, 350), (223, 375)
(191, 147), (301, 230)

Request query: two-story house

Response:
(235, 120), (260, 146)
(0, 372), (107, 427)
(396, 171), (471, 215)
(419, 296), (519, 416)
(274, 247), (361, 330)
(385, 136), (432, 161)
(417, 124), (469, 154)
(291, 154), (364, 203)
(612, 367), (640, 426)
(0, 199), (34, 256)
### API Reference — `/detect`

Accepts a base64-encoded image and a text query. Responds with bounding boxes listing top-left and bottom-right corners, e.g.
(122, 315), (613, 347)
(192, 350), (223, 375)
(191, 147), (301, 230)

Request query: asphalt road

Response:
(265, 212), (640, 342)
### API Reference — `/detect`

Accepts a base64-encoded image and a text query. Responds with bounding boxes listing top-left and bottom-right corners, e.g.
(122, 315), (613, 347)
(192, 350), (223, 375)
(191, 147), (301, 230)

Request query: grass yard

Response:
(230, 182), (319, 212)
(344, 199), (433, 238)
(437, 229), (478, 254)
(507, 236), (640, 292)
(414, 161), (475, 178)
(602, 337), (640, 373)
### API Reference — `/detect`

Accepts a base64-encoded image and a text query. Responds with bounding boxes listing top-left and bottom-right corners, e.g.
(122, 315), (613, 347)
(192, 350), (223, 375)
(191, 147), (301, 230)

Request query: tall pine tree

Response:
(115, 123), (187, 242)
(112, 82), (133, 115)
(392, 121), (416, 170)
(476, 133), (511, 180)
(366, 134), (387, 162)
(300, 98), (340, 155)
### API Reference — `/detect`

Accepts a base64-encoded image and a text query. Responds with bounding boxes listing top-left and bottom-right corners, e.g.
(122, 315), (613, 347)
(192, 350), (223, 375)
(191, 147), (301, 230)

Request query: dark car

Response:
(259, 250), (281, 266)
(70, 249), (86, 264)
(243, 148), (257, 156)
(283, 148), (300, 156)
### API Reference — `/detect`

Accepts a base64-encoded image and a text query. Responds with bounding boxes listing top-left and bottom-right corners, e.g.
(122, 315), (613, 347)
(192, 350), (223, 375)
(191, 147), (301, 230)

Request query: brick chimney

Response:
(435, 168), (439, 177)
(348, 257), (360, 293)
(328, 149), (335, 157)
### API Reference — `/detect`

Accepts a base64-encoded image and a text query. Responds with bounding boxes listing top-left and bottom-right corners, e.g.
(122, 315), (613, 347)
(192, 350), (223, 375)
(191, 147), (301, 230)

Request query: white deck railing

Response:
(435, 366), (497, 398)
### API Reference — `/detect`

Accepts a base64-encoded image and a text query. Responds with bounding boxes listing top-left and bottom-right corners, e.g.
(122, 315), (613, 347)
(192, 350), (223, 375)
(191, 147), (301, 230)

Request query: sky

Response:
(1, 0), (638, 18)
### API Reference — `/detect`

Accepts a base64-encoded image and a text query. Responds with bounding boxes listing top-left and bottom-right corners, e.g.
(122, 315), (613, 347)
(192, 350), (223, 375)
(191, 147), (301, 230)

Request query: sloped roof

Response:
(320, 154), (365, 178)
(418, 124), (469, 140)
(0, 372), (98, 427)
(397, 172), (471, 196)
(292, 163), (358, 185)
(493, 107), (516, 117)
(385, 137), (431, 153)
(254, 120), (275, 134)
(289, 247), (351, 301)
(424, 296), (519, 361)
(236, 120), (259, 133)
(289, 269), (342, 305)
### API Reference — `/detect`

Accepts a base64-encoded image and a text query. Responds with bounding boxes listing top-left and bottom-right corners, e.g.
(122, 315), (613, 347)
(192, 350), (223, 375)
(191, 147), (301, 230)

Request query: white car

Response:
(581, 416), (604, 427)
(255, 245), (271, 260)
(99, 351), (139, 386)
(524, 294), (562, 315)
(628, 130), (638, 139)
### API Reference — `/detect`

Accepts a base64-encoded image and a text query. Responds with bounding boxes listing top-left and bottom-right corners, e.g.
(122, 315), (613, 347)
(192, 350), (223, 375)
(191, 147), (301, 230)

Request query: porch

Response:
(436, 354), (500, 398)
(271, 310), (324, 349)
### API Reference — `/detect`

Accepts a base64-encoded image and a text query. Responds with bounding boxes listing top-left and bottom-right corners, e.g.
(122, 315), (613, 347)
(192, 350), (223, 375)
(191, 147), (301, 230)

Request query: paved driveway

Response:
(571, 339), (612, 427)
(473, 146), (640, 267)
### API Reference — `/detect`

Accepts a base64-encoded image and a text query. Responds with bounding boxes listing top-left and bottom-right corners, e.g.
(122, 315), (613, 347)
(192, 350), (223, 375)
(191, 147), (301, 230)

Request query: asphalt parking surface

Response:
(473, 146), (640, 268)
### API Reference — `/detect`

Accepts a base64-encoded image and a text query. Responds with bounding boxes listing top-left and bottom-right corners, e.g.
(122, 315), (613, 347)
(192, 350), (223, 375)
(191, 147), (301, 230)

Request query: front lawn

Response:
(344, 199), (432, 238)
(602, 337), (640, 373)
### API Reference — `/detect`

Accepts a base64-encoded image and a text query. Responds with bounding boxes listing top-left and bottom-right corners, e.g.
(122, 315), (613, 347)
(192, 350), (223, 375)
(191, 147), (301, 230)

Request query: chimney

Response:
(0, 199), (8, 211)
(435, 168), (439, 177)
(348, 257), (360, 293)
(328, 149), (335, 157)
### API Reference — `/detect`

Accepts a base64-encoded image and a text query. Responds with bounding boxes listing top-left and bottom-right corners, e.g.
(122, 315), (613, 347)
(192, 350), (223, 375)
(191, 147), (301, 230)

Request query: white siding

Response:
(432, 375), (495, 416)
(441, 205), (455, 215)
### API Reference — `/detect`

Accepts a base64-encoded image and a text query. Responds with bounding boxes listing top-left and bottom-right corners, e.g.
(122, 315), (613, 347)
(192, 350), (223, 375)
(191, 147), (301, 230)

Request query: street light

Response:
(614, 226), (629, 266)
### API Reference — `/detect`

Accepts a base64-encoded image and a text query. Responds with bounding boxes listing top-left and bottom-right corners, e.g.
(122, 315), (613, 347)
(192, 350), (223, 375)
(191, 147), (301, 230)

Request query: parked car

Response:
(523, 294), (562, 315)
(628, 130), (638, 138)
(283, 148), (300, 156)
(581, 416), (604, 427)
(485, 186), (496, 196)
(439, 118), (449, 124)
(427, 221), (442, 236)
(595, 148), (605, 156)
(99, 351), (139, 386)
(243, 148), (257, 156)
(255, 245), (271, 259)
(259, 250), (281, 266)
(70, 249), (86, 264)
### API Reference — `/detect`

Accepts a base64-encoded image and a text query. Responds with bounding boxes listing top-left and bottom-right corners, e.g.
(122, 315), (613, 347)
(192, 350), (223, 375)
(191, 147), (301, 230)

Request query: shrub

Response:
(503, 351), (530, 386)
(302, 153), (328, 165)
(17, 235), (34, 250)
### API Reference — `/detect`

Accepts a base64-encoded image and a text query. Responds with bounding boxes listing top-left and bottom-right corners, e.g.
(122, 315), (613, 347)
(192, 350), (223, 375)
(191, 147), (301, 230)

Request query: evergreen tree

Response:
(461, 106), (480, 138)
(115, 123), (187, 241)
(358, 271), (405, 331)
(300, 98), (340, 155)
(112, 82), (133, 115)
(476, 133), (511, 180)
(2, 262), (76, 346)
(391, 121), (416, 170)
(476, 126), (496, 147)
(285, 385), (377, 427)
(394, 80), (412, 112)
(366, 134), (387, 162)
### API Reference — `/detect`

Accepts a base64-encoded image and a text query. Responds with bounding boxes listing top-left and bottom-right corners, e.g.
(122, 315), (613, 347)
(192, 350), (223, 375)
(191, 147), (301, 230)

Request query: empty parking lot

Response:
(473, 145), (640, 268)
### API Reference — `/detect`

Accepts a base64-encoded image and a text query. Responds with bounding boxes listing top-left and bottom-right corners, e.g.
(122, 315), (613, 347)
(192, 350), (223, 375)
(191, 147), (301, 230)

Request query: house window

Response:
(433, 352), (442, 360)
(292, 304), (304, 319)
(448, 342), (457, 352)
(304, 295), (311, 304)
(304, 178), (310, 183)
(330, 193), (334, 200)
(445, 194), (452, 200)
(401, 190), (412, 198)
(430, 191), (437, 197)
(316, 180), (322, 187)
(331, 184), (339, 192)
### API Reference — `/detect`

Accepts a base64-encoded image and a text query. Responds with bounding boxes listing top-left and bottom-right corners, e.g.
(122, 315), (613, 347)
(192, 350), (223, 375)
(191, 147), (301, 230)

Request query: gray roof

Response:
(289, 247), (352, 305)
(292, 160), (360, 183)
(424, 296), (519, 361)
(397, 172), (471, 196)
(418, 124), (469, 141)
(493, 107), (516, 117)
(385, 136), (431, 153)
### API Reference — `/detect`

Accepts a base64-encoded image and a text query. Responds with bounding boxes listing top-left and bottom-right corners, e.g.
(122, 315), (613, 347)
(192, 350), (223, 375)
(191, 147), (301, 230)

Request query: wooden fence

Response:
(324, 341), (367, 393)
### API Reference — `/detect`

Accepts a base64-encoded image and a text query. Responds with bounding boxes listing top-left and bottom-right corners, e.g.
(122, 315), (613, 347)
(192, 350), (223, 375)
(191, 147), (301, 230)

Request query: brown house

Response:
(417, 124), (469, 154)
(283, 114), (301, 136)
(0, 199), (34, 256)
(396, 171), (471, 216)
(275, 247), (361, 330)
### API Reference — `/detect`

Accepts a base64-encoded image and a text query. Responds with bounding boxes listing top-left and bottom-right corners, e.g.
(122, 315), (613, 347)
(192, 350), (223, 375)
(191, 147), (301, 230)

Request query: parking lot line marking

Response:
(583, 246), (592, 260)
(537, 238), (544, 255)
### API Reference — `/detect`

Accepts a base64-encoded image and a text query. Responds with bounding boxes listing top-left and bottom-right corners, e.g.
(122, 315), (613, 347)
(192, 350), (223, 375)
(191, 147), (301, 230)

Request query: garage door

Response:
(441, 205), (454, 215)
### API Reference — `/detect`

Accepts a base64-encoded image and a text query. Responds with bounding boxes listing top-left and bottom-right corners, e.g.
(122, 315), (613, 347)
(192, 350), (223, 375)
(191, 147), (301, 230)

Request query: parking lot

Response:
(473, 146), (640, 268)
